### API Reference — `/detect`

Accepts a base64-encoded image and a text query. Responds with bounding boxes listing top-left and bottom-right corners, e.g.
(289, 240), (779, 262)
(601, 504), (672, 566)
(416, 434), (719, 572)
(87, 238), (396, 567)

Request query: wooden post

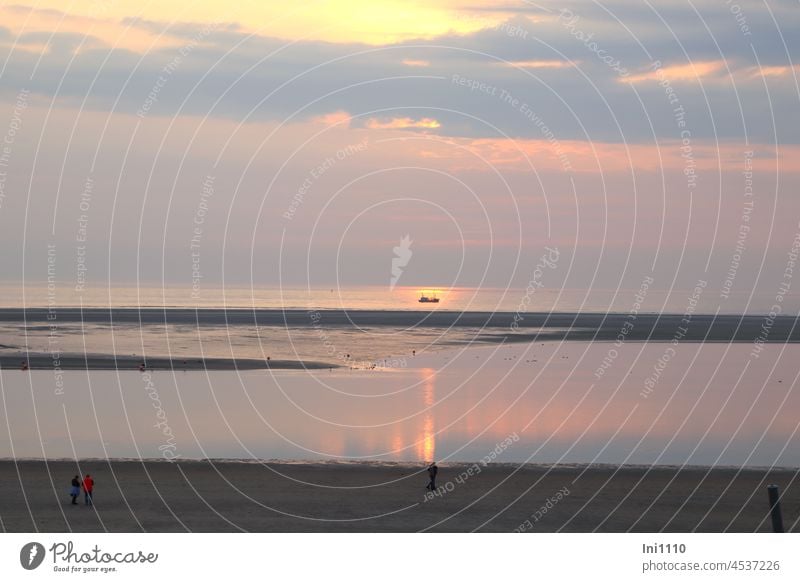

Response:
(767, 484), (784, 533)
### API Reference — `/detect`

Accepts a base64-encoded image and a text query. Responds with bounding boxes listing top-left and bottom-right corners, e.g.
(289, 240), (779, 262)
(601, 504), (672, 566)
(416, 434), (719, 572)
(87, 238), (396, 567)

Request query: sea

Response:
(1, 284), (798, 467)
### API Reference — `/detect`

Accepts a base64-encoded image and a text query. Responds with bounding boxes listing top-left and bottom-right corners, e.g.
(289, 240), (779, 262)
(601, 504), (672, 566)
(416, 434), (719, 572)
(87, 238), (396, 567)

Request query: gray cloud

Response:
(0, 2), (797, 144)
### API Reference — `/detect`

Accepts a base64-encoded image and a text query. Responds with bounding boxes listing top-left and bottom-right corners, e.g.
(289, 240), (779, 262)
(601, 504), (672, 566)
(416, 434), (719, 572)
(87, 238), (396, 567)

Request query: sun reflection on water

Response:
(419, 368), (436, 462)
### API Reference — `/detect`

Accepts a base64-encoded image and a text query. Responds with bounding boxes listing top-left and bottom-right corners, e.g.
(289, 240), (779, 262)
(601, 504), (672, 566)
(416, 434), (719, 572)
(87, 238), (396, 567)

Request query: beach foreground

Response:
(2, 461), (796, 532)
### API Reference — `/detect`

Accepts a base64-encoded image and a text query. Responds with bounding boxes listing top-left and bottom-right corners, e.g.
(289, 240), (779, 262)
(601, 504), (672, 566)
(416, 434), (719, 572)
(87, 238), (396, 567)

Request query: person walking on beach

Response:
(69, 475), (80, 505)
(426, 462), (438, 491)
(82, 474), (94, 506)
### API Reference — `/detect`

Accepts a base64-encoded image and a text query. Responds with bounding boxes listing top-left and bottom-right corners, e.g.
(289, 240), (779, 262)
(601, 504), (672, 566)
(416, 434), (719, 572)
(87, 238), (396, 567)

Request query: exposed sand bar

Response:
(2, 460), (797, 532)
(2, 308), (799, 342)
(0, 354), (334, 370)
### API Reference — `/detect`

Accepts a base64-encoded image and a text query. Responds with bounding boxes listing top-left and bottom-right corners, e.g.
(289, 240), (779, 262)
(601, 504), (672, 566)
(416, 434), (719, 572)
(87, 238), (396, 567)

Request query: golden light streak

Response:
(402, 59), (431, 67)
(625, 61), (725, 84)
(418, 368), (436, 463)
(498, 60), (576, 69)
(366, 117), (441, 130)
(748, 65), (800, 78)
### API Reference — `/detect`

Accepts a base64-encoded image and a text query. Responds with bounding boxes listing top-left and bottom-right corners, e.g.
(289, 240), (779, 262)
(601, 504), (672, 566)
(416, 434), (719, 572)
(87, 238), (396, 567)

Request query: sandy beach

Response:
(1, 460), (796, 532)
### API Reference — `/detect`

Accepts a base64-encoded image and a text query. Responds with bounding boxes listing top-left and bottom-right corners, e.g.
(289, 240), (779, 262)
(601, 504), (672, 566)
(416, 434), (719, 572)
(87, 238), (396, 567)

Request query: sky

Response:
(0, 0), (798, 306)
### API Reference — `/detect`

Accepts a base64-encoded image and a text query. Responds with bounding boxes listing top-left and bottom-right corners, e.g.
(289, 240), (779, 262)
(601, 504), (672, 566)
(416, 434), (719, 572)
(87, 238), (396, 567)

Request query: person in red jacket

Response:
(82, 474), (94, 506)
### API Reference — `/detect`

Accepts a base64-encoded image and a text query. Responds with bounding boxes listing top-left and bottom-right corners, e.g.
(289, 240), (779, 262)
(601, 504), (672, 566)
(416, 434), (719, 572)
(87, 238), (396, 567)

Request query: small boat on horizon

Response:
(418, 291), (440, 303)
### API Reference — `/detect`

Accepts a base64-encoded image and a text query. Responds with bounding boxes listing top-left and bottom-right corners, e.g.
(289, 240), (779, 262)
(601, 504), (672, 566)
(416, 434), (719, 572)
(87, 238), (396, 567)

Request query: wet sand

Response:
(2, 460), (797, 532)
(0, 354), (336, 371)
(3, 309), (796, 370)
(2, 308), (798, 342)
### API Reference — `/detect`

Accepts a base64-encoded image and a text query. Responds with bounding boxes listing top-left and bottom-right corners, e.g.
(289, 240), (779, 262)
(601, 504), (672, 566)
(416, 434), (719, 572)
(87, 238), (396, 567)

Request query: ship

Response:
(418, 291), (440, 303)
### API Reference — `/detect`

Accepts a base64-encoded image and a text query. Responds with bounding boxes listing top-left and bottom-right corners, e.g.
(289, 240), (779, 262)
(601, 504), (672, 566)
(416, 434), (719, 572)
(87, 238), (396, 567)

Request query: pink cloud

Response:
(312, 110), (352, 128)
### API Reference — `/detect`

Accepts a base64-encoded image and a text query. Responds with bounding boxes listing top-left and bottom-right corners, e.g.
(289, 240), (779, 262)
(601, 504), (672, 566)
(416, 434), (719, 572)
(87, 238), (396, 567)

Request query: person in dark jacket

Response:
(426, 462), (438, 491)
(70, 476), (80, 505)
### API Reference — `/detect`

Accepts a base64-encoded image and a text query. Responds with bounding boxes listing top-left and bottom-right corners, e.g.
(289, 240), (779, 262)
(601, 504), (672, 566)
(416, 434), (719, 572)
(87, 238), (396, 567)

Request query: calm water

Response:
(2, 284), (798, 466)
(0, 283), (776, 313)
(1, 283), (788, 367)
(3, 342), (799, 467)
